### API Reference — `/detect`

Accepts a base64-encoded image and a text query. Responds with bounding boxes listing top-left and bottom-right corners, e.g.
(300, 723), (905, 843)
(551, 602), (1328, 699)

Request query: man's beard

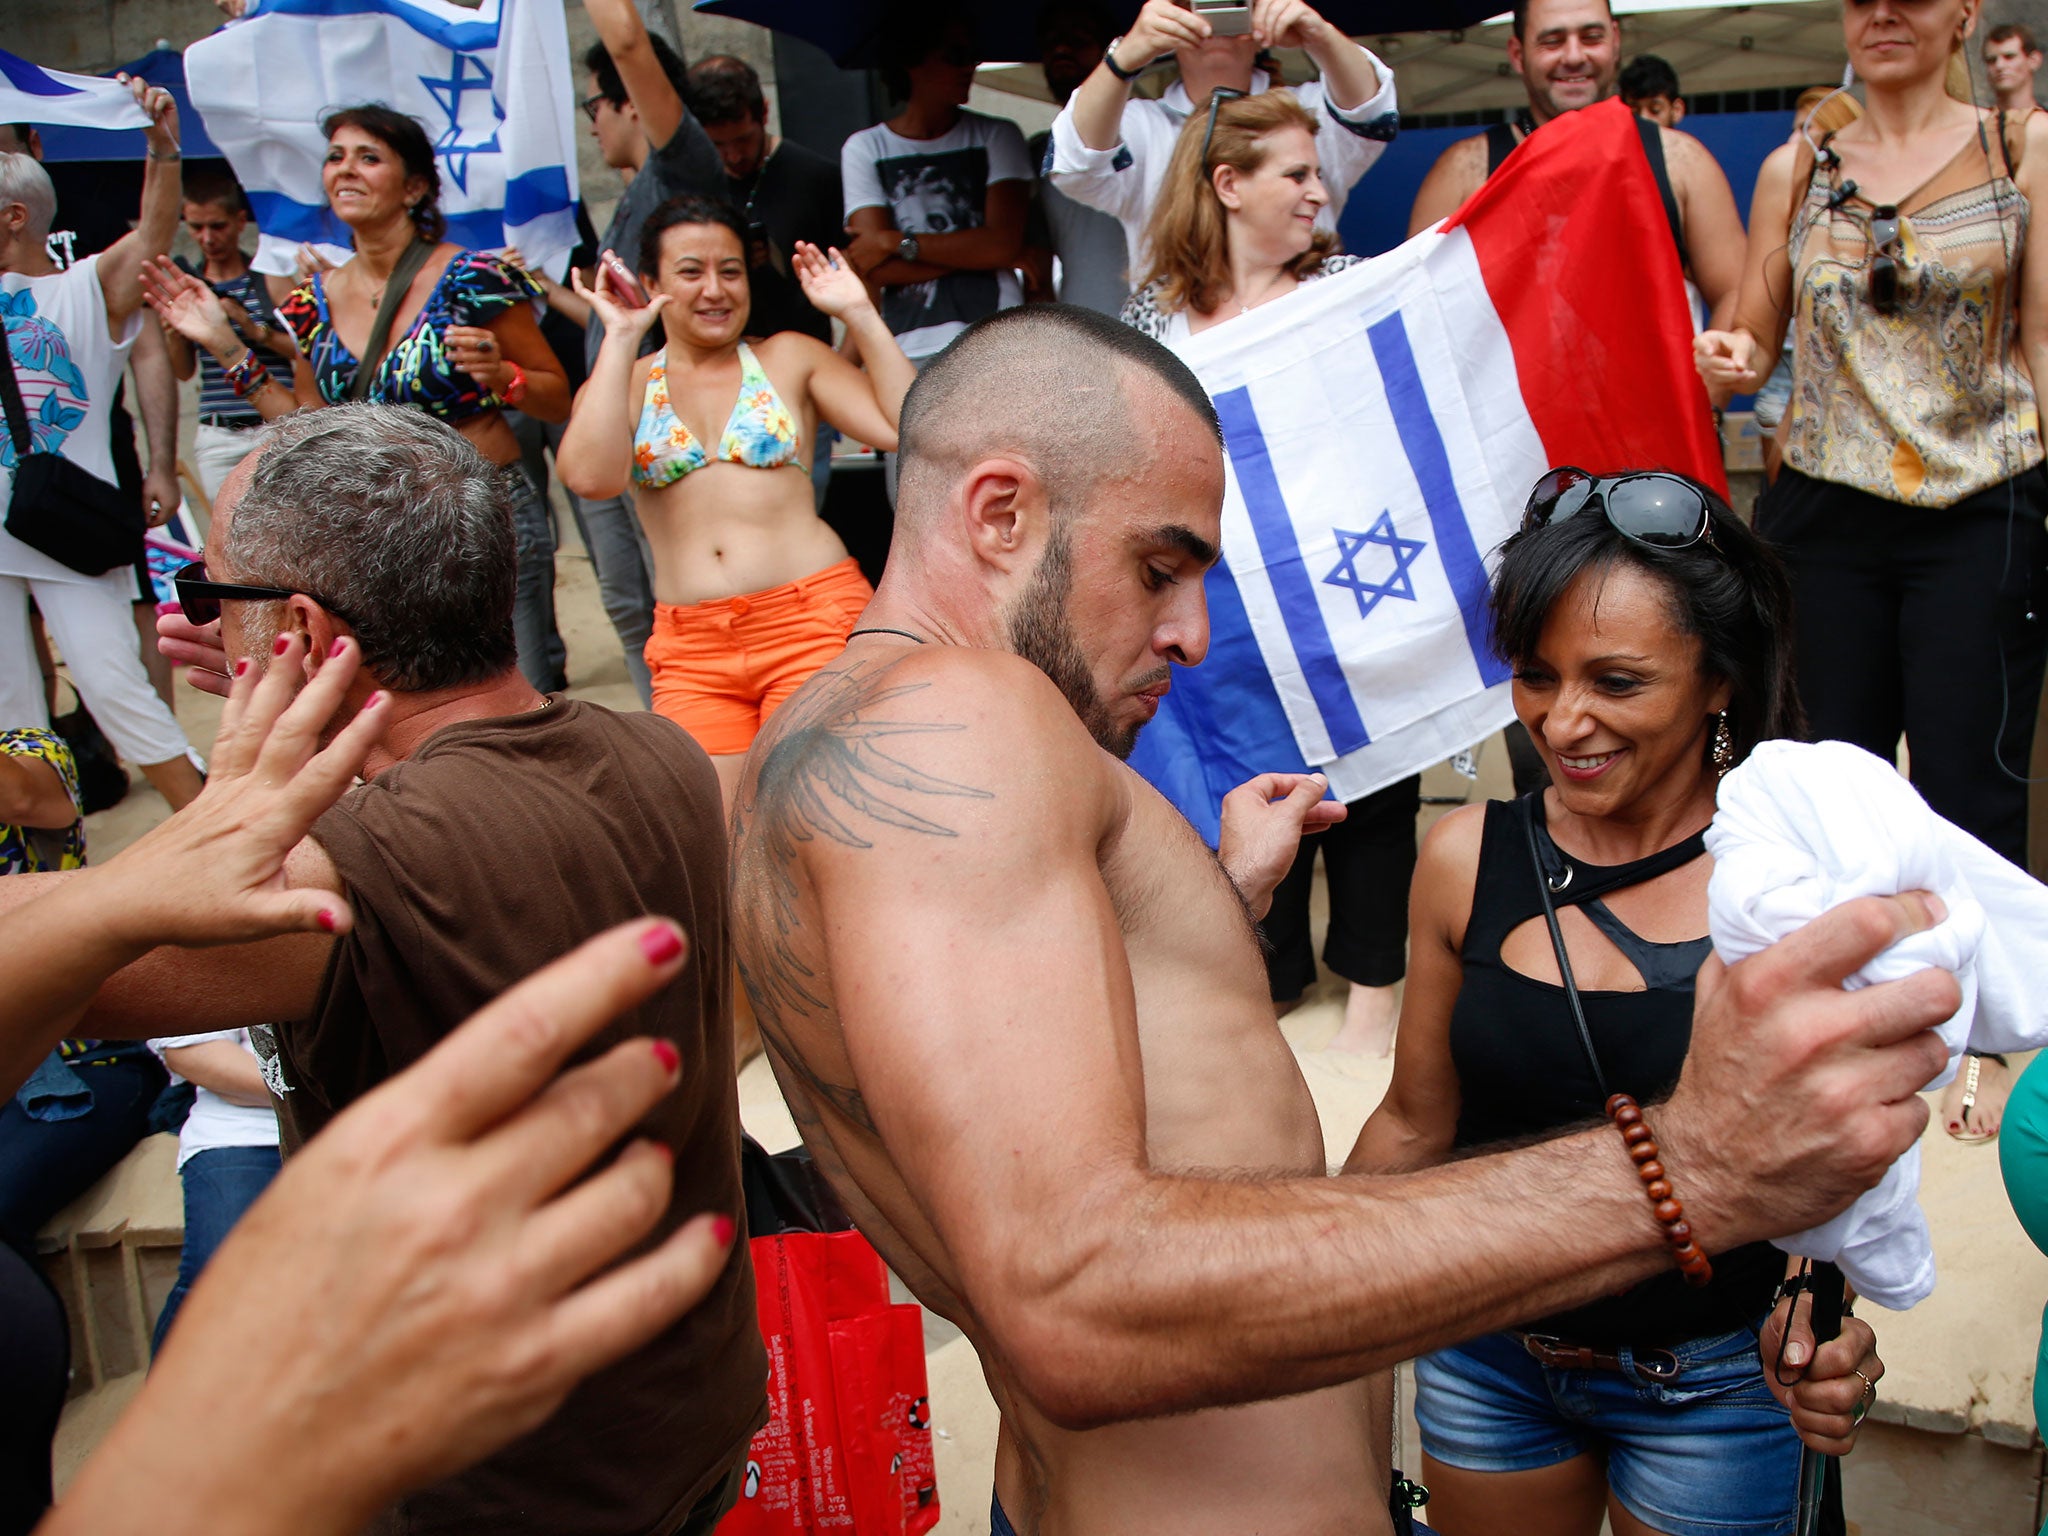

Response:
(1005, 528), (1139, 760)
(1535, 72), (1608, 121)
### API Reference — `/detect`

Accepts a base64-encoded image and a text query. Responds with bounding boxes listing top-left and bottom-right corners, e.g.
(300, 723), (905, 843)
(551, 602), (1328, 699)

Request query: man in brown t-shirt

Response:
(60, 405), (767, 1536)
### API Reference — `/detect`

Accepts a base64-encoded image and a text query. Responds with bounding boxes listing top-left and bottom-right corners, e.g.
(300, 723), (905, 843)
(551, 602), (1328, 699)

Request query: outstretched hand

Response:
(1218, 771), (1346, 920)
(141, 256), (238, 358)
(97, 632), (386, 950)
(47, 919), (735, 1536)
(793, 242), (876, 323)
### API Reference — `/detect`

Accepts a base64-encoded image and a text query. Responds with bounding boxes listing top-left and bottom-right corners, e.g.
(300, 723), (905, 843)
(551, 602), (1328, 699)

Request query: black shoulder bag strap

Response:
(0, 321), (36, 464)
(1522, 802), (1612, 1102)
(1635, 117), (1689, 277)
(346, 237), (438, 401)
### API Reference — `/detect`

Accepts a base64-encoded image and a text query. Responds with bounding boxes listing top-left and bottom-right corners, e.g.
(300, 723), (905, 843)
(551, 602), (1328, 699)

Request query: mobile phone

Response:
(1192, 0), (1252, 36)
(598, 251), (648, 309)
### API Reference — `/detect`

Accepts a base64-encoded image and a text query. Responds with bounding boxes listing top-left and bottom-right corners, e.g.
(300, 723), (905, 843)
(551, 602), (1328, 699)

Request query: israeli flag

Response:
(184, 0), (580, 279)
(0, 50), (150, 132)
(1131, 101), (1727, 844)
(1131, 238), (1535, 843)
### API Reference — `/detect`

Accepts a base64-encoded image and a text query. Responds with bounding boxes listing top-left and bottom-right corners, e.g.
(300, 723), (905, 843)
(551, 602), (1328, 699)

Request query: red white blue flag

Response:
(1132, 98), (1727, 841)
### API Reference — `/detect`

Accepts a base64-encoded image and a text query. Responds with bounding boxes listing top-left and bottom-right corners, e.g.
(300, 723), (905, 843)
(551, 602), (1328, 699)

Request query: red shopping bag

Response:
(719, 1231), (939, 1536)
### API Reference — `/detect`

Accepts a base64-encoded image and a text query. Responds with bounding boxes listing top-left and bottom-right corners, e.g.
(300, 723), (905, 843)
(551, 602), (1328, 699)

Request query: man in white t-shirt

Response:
(0, 81), (200, 812)
(841, 14), (1031, 363)
(1049, 0), (1397, 293)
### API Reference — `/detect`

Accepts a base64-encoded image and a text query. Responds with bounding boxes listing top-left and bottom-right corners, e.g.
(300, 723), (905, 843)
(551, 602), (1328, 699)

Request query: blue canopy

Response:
(34, 48), (224, 163)
(692, 0), (1503, 66)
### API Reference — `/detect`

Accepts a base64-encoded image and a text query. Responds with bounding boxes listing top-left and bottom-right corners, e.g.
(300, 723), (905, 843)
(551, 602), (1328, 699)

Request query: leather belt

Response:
(1518, 1332), (1684, 1382)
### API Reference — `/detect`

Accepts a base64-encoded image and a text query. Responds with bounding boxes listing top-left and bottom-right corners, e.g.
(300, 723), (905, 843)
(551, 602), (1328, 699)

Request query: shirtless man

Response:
(1406, 0), (1745, 328)
(728, 305), (1954, 1536)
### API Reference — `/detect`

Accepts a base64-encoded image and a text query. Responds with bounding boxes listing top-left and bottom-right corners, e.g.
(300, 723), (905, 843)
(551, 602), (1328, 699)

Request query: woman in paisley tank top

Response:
(140, 105), (573, 694)
(1697, 0), (2048, 1143)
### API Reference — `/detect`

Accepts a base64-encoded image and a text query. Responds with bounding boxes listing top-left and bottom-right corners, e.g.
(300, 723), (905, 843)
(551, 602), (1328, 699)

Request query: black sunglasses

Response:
(173, 559), (354, 628)
(1869, 203), (1901, 316)
(1200, 86), (1249, 165)
(1523, 468), (1717, 551)
(578, 91), (611, 123)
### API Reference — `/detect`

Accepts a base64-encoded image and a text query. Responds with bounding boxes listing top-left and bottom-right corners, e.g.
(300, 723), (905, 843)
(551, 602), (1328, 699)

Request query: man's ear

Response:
(958, 456), (1050, 578)
(1506, 32), (1527, 79)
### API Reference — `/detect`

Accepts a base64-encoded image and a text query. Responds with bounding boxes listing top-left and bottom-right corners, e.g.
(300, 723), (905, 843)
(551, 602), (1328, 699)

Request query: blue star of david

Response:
(1324, 511), (1428, 620)
(418, 52), (505, 194)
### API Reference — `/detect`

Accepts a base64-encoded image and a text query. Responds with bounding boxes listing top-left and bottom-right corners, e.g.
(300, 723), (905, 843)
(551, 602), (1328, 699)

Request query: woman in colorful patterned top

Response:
(140, 105), (572, 692)
(1697, 0), (2048, 1143)
(559, 194), (915, 807)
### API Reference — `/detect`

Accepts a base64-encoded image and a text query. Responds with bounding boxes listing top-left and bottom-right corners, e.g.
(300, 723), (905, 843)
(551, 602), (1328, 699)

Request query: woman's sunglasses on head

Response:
(1522, 468), (1718, 551)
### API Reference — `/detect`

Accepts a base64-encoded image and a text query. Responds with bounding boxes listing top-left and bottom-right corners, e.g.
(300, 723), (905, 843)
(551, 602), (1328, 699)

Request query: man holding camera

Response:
(1048, 0), (1398, 296)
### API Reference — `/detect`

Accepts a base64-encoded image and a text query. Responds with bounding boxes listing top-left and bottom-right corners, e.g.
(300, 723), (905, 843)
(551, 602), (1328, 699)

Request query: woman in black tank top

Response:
(1348, 473), (1885, 1536)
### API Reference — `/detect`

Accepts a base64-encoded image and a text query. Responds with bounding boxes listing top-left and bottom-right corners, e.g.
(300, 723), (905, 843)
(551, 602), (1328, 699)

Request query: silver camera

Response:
(1192, 1), (1253, 36)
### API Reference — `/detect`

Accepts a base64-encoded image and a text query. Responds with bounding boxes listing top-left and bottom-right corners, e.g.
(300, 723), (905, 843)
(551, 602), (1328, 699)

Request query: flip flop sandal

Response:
(1948, 1055), (1999, 1144)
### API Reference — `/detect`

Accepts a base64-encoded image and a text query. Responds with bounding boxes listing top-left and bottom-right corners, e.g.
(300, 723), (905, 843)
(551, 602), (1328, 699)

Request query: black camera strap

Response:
(0, 323), (38, 461)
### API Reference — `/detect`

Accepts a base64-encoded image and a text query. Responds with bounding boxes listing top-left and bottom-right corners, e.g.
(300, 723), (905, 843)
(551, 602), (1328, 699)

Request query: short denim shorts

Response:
(1415, 1324), (1802, 1536)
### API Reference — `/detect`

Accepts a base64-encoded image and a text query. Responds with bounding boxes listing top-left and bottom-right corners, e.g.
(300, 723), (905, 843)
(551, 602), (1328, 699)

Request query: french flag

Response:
(183, 0), (582, 279)
(1132, 98), (1726, 843)
(0, 50), (151, 132)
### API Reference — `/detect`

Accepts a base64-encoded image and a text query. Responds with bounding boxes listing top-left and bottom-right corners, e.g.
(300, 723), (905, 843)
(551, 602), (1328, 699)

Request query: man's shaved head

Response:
(895, 304), (1221, 532)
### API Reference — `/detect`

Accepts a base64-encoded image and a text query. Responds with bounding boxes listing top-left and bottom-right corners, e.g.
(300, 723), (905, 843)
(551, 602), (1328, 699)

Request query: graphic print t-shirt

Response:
(0, 256), (142, 586)
(842, 111), (1031, 359)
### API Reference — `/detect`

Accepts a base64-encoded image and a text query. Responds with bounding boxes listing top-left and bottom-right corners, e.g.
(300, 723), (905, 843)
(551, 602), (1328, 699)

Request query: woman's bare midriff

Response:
(636, 460), (852, 606)
(452, 409), (520, 468)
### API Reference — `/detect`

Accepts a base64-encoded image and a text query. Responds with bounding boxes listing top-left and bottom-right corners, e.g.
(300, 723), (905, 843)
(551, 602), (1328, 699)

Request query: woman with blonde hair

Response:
(1122, 88), (1413, 1056)
(1698, 0), (2046, 1143)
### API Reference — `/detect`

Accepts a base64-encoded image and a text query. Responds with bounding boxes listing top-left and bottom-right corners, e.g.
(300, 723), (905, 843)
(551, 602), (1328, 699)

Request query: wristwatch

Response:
(896, 232), (921, 264)
(1103, 35), (1145, 82)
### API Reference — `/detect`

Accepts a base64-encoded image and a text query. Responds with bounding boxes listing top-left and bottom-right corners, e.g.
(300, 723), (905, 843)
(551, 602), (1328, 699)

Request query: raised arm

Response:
(770, 652), (1958, 1430)
(789, 242), (913, 449)
(98, 76), (182, 328)
(581, 0), (685, 152)
(140, 259), (319, 420)
(1267, 0), (1384, 113)
(556, 265), (669, 500)
(1695, 140), (1800, 406)
(1065, 0), (1209, 153)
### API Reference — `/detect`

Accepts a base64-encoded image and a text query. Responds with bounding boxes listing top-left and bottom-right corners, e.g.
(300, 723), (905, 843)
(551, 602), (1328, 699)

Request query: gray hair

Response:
(223, 403), (518, 692)
(895, 304), (1221, 533)
(0, 153), (56, 248)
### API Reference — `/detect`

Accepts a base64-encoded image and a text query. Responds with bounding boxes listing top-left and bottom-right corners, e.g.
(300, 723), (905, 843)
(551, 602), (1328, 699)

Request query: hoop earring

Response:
(1712, 711), (1735, 778)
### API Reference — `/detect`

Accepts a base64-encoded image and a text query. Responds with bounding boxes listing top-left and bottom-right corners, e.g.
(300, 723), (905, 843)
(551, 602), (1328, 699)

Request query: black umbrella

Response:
(690, 0), (1502, 66)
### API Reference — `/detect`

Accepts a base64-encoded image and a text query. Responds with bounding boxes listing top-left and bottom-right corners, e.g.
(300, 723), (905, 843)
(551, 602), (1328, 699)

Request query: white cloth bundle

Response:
(1705, 739), (2048, 1308)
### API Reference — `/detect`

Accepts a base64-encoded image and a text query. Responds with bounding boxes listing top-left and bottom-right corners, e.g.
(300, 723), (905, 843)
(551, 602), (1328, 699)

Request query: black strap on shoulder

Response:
(1484, 121), (1519, 178)
(347, 236), (438, 402)
(1635, 117), (1688, 272)
(0, 325), (33, 460)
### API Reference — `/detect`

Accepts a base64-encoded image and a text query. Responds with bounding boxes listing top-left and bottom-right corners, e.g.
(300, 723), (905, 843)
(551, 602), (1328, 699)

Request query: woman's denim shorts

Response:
(1415, 1324), (1802, 1536)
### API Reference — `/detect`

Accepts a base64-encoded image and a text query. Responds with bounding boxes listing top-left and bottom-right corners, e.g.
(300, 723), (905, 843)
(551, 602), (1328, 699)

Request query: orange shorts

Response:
(644, 557), (873, 756)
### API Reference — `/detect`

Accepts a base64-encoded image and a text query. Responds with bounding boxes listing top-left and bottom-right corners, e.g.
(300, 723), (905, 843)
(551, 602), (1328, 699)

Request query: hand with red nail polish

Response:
(46, 922), (727, 1536)
(0, 622), (395, 1087)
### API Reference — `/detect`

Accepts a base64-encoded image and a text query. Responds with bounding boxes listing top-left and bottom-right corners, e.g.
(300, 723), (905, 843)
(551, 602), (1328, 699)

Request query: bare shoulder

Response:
(1413, 801), (1488, 943)
(738, 647), (1116, 866)
(1660, 126), (1731, 186)
(1408, 133), (1491, 236)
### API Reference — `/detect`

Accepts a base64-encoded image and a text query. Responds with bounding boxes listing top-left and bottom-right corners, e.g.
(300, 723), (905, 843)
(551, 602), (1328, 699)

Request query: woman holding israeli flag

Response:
(140, 105), (572, 693)
(1121, 87), (1417, 1056)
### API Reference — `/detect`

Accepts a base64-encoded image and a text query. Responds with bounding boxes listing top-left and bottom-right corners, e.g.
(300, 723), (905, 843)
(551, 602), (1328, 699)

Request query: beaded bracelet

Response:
(224, 351), (272, 399)
(1606, 1093), (1714, 1288)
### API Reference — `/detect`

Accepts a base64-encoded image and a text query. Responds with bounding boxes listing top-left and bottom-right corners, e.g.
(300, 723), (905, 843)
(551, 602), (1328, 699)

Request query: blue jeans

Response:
(150, 1144), (280, 1357)
(1416, 1325), (1801, 1536)
(0, 1046), (165, 1252)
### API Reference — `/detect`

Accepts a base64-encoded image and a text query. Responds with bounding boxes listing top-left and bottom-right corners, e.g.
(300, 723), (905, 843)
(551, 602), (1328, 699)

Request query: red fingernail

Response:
(273, 635), (291, 656)
(363, 690), (386, 708)
(713, 1215), (736, 1247)
(329, 637), (346, 658)
(316, 909), (337, 933)
(232, 658), (250, 678)
(651, 1037), (681, 1074)
(647, 1138), (674, 1164)
(640, 924), (683, 966)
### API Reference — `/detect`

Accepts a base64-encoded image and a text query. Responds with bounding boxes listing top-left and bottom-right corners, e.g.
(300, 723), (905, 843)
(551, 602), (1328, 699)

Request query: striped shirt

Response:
(178, 261), (291, 427)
